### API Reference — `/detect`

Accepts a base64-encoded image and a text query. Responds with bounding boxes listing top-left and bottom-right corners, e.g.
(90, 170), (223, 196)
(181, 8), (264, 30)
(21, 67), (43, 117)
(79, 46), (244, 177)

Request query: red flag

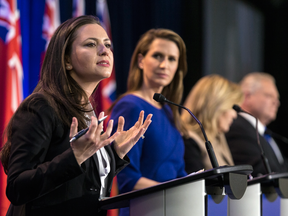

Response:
(0, 0), (23, 215)
(72, 0), (85, 17)
(96, 1), (118, 216)
(41, 0), (60, 64)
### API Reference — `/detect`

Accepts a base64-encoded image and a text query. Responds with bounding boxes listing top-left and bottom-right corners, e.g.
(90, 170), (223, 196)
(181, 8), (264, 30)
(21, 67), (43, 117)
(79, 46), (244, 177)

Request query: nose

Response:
(275, 98), (280, 107)
(98, 44), (109, 56)
(159, 58), (167, 68)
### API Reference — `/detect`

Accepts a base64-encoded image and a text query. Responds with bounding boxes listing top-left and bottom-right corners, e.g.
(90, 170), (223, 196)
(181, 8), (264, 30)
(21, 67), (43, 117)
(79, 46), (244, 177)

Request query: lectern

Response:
(100, 165), (252, 216)
(228, 172), (288, 216)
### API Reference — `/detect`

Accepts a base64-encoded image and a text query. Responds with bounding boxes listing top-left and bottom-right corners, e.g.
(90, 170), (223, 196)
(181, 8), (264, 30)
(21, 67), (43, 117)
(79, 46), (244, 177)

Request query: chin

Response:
(99, 72), (112, 80)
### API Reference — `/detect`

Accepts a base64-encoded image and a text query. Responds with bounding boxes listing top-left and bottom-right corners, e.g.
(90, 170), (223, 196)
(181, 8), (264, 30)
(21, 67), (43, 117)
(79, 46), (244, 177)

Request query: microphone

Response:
(153, 93), (219, 168)
(232, 105), (272, 174)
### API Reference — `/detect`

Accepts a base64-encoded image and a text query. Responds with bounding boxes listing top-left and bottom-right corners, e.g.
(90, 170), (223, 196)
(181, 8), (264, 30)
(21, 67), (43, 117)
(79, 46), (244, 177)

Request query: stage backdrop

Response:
(1, 0), (288, 216)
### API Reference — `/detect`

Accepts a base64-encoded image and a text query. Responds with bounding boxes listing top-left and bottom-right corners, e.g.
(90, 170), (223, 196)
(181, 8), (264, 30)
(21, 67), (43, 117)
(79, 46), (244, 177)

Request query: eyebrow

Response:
(85, 37), (111, 42)
(152, 51), (178, 58)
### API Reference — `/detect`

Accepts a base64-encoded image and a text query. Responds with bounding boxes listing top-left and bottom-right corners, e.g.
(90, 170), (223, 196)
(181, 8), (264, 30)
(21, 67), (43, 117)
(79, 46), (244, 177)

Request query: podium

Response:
(228, 172), (288, 216)
(100, 165), (252, 216)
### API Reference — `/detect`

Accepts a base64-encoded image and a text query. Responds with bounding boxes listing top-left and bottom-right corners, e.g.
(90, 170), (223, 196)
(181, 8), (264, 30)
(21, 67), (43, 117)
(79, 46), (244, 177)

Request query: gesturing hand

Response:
(113, 111), (153, 159)
(69, 112), (119, 165)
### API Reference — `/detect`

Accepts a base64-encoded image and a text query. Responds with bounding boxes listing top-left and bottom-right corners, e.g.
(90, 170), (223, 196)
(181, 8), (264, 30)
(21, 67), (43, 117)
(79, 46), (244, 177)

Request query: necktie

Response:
(264, 131), (284, 165)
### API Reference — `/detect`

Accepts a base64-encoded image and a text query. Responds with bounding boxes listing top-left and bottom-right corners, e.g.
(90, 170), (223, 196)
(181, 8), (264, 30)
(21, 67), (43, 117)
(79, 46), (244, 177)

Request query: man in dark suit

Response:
(226, 72), (288, 177)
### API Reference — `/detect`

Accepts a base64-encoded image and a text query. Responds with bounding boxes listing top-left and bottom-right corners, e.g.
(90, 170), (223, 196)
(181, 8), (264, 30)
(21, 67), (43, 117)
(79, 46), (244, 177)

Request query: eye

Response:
(169, 56), (176, 62)
(105, 43), (112, 49)
(152, 53), (162, 60)
(86, 42), (96, 47)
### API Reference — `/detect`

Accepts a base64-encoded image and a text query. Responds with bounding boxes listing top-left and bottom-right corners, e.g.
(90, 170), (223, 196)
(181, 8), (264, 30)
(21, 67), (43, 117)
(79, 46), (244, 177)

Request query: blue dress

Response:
(110, 95), (187, 216)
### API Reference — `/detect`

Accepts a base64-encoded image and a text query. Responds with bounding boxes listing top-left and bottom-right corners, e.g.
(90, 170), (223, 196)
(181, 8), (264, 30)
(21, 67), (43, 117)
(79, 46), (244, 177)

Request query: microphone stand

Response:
(153, 93), (219, 168)
(233, 105), (272, 174)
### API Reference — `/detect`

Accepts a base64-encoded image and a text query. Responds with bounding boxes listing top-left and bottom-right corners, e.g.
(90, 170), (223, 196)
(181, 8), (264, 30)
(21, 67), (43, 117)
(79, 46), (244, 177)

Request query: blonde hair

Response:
(181, 74), (243, 139)
(240, 72), (275, 95)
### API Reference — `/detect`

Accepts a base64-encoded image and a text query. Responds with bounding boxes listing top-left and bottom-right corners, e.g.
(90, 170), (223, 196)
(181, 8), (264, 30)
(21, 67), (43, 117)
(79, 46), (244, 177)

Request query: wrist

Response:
(70, 143), (84, 165)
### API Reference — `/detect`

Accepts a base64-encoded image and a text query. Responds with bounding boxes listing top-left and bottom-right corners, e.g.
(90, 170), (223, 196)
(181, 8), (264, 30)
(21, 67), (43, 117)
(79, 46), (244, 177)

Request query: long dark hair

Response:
(0, 15), (102, 173)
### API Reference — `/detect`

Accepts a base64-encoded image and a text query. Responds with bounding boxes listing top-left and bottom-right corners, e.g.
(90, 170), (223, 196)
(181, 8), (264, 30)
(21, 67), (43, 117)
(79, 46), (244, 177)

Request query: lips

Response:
(97, 60), (110, 67)
(156, 73), (168, 78)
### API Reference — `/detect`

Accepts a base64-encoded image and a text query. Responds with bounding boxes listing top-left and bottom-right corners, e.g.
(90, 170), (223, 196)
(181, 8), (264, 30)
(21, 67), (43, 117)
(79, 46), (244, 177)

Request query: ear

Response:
(137, 53), (144, 69)
(244, 92), (252, 100)
(65, 56), (73, 70)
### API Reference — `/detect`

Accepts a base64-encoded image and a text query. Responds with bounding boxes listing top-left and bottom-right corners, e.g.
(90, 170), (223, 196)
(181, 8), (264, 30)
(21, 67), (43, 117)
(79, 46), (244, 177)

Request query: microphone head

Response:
(232, 104), (242, 113)
(153, 93), (166, 103)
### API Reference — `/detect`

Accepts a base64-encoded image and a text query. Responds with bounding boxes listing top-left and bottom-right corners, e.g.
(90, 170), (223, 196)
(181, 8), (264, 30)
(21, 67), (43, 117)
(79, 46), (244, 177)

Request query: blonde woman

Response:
(181, 74), (243, 172)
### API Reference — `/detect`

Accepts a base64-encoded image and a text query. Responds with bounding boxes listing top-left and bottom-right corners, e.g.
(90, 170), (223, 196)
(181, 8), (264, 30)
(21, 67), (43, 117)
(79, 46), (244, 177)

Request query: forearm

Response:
(7, 148), (83, 205)
(133, 177), (159, 190)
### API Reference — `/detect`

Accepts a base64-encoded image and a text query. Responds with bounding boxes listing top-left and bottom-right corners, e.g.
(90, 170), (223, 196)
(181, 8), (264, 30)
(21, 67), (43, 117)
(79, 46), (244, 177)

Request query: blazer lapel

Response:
(92, 153), (101, 184)
(104, 145), (115, 193)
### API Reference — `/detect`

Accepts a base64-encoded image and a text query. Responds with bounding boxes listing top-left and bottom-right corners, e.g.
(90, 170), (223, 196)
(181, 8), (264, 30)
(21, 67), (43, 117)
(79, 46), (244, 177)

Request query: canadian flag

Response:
(0, 0), (23, 215)
(42, 0), (60, 50)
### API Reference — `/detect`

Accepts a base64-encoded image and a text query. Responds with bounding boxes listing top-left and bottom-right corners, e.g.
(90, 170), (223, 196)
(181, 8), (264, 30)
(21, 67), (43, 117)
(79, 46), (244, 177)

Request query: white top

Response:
(85, 108), (111, 198)
(96, 146), (111, 198)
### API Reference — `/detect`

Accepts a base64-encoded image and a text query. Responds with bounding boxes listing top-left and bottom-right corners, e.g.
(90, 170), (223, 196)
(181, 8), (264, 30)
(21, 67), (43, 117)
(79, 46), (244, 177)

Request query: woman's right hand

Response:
(69, 112), (119, 165)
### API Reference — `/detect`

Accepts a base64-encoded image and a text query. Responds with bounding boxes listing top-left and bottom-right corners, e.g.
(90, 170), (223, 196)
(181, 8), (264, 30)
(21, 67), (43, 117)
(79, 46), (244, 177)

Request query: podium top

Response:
(247, 172), (288, 198)
(100, 165), (252, 210)
(248, 172), (288, 185)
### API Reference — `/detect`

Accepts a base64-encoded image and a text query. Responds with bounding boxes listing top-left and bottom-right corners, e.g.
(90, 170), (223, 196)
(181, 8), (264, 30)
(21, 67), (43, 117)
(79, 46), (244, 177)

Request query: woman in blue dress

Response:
(110, 28), (189, 216)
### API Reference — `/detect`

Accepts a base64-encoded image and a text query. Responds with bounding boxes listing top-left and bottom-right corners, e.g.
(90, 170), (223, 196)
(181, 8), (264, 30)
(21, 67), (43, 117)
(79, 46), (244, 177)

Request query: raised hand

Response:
(113, 111), (153, 159)
(69, 112), (119, 165)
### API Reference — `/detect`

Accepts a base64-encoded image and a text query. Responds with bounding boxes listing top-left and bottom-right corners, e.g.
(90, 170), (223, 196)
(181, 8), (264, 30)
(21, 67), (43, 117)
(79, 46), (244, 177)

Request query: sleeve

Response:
(110, 98), (145, 193)
(111, 146), (130, 176)
(183, 137), (204, 174)
(6, 96), (83, 205)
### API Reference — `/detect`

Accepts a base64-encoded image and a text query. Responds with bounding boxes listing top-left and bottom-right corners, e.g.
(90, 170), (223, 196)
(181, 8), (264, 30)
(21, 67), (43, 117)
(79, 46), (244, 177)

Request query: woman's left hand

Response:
(113, 110), (152, 159)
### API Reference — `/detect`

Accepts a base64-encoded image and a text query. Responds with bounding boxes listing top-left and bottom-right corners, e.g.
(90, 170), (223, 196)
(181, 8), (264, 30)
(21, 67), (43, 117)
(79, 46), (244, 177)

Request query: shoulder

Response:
(15, 93), (57, 124)
(187, 130), (203, 144)
(229, 115), (253, 132)
(113, 94), (146, 113)
(116, 94), (141, 105)
(183, 136), (200, 148)
(18, 93), (51, 111)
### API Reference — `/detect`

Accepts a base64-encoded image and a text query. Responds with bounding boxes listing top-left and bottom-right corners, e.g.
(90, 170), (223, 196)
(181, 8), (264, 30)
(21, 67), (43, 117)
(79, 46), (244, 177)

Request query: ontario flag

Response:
(96, 1), (118, 216)
(41, 0), (60, 63)
(0, 0), (23, 215)
(72, 0), (85, 18)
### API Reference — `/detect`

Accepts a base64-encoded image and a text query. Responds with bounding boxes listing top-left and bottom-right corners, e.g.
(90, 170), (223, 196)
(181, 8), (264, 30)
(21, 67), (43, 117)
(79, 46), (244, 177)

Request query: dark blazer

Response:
(6, 94), (129, 216)
(225, 115), (286, 177)
(183, 137), (204, 174)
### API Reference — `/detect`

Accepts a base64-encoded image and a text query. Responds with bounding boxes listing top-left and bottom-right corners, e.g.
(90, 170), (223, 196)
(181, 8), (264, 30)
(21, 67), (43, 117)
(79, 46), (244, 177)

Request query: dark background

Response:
(60, 0), (288, 140)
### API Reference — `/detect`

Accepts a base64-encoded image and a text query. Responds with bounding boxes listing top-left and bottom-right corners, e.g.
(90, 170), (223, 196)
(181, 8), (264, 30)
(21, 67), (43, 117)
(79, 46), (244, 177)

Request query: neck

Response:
(82, 81), (100, 98)
(133, 86), (163, 108)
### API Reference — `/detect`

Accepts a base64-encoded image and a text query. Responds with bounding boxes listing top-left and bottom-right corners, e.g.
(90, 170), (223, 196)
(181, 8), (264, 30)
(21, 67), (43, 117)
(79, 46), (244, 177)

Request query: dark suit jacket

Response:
(225, 115), (286, 177)
(6, 94), (129, 216)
